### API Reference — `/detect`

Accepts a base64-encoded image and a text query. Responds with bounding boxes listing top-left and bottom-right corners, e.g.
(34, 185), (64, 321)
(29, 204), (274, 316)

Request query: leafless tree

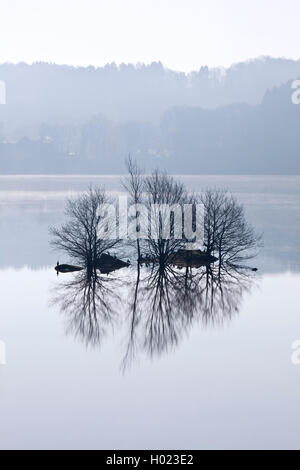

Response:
(122, 155), (144, 261)
(201, 189), (261, 272)
(122, 164), (200, 263)
(143, 169), (191, 263)
(50, 187), (119, 273)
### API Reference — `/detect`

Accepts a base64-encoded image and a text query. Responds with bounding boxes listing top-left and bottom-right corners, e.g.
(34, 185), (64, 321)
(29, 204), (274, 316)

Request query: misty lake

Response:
(0, 175), (300, 450)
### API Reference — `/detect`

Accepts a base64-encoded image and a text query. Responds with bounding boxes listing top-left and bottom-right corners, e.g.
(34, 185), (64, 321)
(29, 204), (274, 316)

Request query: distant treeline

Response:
(1, 57), (300, 133)
(1, 57), (300, 174)
(0, 79), (299, 174)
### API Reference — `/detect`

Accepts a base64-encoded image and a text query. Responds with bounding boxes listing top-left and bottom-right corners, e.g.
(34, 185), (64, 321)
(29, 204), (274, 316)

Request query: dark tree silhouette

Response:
(50, 187), (119, 274)
(143, 169), (191, 263)
(201, 189), (261, 271)
(122, 155), (144, 261)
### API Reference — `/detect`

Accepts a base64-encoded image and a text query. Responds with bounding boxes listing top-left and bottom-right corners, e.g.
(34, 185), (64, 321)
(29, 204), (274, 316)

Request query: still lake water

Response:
(0, 175), (299, 450)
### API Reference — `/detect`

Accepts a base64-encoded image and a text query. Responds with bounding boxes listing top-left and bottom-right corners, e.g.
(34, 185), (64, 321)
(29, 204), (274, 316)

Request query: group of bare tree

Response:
(50, 157), (261, 366)
(122, 156), (261, 269)
(51, 156), (261, 273)
(122, 156), (189, 264)
(201, 189), (261, 271)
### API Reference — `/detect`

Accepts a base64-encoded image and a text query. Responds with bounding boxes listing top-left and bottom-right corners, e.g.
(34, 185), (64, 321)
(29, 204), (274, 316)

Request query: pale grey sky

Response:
(0, 0), (299, 71)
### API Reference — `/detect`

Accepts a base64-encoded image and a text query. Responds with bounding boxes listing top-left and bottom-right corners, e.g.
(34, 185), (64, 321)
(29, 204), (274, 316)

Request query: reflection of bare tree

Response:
(122, 263), (188, 368)
(123, 259), (256, 368)
(196, 264), (254, 326)
(142, 265), (192, 355)
(53, 259), (256, 366)
(52, 269), (121, 347)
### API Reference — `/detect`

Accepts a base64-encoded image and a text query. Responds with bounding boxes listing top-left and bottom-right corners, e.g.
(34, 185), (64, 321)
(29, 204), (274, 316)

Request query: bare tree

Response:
(122, 155), (144, 261)
(201, 189), (261, 272)
(143, 169), (190, 264)
(50, 187), (119, 273)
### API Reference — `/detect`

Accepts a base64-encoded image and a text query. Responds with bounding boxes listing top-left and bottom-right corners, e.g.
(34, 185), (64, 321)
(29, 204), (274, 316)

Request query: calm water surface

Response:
(0, 175), (299, 450)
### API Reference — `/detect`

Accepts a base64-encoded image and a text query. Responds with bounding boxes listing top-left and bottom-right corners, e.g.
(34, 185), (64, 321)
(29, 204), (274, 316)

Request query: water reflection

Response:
(123, 260), (255, 366)
(52, 268), (122, 346)
(53, 258), (255, 367)
(198, 264), (253, 325)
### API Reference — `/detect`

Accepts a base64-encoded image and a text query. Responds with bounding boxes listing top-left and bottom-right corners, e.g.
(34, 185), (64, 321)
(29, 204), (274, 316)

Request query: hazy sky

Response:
(1, 0), (299, 71)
